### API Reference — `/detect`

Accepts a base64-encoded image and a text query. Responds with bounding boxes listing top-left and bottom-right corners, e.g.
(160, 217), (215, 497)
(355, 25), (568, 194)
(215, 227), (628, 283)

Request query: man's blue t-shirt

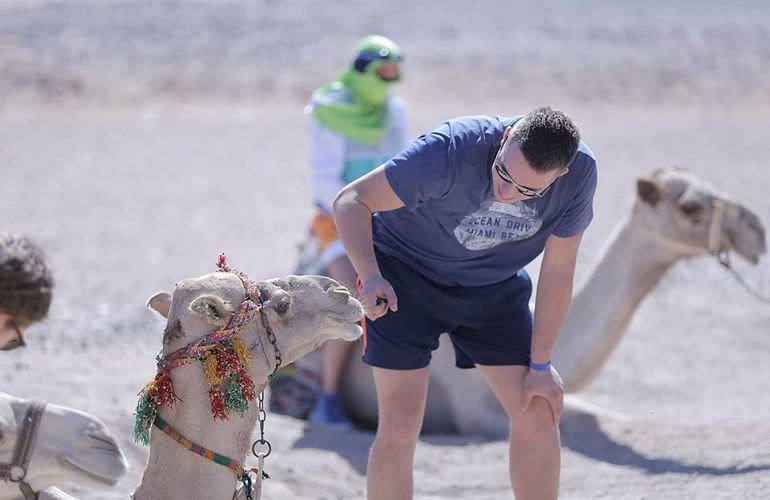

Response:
(372, 115), (597, 287)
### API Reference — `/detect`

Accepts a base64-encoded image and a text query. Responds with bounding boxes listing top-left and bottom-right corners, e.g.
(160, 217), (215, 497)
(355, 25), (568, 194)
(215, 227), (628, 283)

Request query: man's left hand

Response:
(520, 366), (565, 425)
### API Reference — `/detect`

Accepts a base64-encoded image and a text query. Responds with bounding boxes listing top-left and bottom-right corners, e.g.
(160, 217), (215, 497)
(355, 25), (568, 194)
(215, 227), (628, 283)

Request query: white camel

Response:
(132, 269), (363, 500)
(340, 167), (767, 436)
(0, 392), (128, 500)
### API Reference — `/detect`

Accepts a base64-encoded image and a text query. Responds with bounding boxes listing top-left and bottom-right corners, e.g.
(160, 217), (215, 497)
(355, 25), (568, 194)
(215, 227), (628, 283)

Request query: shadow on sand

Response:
(560, 411), (770, 476)
(292, 411), (770, 477)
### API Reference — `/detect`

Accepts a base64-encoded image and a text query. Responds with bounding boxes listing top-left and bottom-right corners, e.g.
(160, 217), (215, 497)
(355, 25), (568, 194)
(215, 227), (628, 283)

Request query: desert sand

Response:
(1, 1), (769, 498)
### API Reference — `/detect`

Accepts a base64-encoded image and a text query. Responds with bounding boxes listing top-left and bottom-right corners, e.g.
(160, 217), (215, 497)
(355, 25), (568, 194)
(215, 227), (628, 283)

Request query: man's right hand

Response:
(358, 275), (398, 320)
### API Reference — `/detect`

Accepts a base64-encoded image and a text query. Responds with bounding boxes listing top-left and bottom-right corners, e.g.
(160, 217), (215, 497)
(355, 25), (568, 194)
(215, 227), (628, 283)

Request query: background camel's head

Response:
(0, 393), (128, 498)
(635, 167), (766, 263)
(147, 272), (363, 368)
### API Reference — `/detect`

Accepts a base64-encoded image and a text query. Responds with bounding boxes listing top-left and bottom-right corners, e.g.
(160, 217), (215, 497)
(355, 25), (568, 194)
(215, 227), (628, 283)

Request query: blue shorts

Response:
(362, 248), (533, 370)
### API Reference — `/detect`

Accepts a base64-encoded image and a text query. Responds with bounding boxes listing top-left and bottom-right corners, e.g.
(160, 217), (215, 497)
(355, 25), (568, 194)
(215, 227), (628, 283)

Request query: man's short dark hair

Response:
(509, 107), (580, 173)
(0, 233), (53, 326)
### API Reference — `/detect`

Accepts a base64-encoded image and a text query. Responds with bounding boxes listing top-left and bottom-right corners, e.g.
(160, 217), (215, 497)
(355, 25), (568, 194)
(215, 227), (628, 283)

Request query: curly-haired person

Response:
(0, 233), (54, 351)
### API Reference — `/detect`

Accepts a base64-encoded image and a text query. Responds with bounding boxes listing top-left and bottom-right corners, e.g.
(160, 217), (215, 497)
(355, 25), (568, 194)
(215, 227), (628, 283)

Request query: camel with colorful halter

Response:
(131, 258), (363, 500)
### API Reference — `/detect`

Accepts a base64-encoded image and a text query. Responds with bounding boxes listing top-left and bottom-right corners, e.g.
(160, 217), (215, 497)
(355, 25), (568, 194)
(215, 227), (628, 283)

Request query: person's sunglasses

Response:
(493, 162), (556, 199)
(1, 321), (25, 351)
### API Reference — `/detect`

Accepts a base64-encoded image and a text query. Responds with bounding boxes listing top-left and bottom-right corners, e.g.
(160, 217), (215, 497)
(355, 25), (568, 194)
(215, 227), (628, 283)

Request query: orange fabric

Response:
(310, 211), (339, 251)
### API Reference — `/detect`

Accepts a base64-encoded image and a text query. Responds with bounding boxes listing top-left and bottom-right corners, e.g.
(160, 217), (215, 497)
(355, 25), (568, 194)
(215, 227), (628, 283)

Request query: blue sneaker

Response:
(309, 391), (353, 429)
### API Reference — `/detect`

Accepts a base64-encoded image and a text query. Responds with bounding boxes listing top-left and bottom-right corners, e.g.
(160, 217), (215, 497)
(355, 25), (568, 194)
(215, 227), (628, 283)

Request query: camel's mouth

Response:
(321, 315), (363, 342)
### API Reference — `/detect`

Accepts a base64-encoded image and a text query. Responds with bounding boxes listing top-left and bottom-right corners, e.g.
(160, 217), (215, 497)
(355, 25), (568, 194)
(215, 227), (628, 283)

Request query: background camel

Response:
(0, 392), (127, 500)
(132, 271), (362, 500)
(340, 168), (767, 436)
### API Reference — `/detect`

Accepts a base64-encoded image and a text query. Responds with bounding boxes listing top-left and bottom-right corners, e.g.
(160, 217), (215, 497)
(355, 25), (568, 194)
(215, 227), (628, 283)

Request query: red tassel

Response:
(238, 371), (257, 401)
(216, 253), (227, 271)
(209, 388), (227, 420)
(154, 372), (178, 407)
(217, 349), (240, 376)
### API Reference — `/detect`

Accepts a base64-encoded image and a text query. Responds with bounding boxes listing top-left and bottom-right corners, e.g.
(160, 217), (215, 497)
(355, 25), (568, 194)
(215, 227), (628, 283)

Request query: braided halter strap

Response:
(152, 415), (258, 479)
(133, 254), (266, 445)
(0, 401), (47, 500)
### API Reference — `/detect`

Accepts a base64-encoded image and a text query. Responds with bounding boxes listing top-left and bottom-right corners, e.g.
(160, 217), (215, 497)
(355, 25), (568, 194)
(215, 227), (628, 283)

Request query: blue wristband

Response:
(528, 360), (551, 372)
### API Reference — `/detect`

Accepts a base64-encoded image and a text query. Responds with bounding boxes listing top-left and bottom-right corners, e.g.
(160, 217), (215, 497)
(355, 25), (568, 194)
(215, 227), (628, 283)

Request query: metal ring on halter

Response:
(8, 464), (26, 482)
(251, 438), (272, 458)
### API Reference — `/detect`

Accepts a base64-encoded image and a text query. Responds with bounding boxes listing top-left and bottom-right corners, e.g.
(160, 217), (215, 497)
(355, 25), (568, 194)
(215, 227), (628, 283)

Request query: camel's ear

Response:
(189, 295), (232, 326)
(637, 179), (661, 206)
(258, 283), (292, 316)
(147, 292), (172, 319)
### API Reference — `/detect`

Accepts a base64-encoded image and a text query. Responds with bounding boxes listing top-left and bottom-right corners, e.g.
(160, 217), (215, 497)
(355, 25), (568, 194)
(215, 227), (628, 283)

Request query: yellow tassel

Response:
(204, 355), (220, 383)
(234, 337), (250, 366)
(233, 338), (250, 366)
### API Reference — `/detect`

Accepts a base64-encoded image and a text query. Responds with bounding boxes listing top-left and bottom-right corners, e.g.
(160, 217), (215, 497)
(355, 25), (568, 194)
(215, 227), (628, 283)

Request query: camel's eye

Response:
(679, 200), (703, 217)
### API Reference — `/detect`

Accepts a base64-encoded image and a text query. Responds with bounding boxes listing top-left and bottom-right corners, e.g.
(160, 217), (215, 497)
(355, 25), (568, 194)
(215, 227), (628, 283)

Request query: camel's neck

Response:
(554, 208), (684, 391)
(133, 370), (268, 500)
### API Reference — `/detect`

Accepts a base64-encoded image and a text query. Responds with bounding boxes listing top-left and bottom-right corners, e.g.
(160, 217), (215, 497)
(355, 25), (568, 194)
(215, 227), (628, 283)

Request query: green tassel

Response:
(133, 392), (157, 445)
(223, 375), (248, 415)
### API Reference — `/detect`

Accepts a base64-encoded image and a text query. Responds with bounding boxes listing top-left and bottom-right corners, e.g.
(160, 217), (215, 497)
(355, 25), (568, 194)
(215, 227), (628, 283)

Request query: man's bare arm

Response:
(333, 166), (405, 318)
(531, 232), (583, 364)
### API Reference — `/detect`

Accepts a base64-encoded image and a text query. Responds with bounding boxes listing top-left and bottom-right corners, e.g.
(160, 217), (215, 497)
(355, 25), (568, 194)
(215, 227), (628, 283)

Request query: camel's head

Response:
(0, 393), (128, 497)
(147, 272), (363, 369)
(635, 167), (766, 264)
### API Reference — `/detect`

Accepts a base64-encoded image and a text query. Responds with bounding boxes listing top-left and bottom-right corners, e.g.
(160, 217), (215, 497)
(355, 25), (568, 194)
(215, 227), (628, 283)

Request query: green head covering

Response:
(311, 35), (403, 144)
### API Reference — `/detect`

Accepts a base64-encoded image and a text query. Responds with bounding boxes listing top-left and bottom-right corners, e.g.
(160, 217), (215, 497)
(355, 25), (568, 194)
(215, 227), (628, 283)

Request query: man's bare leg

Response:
(368, 366), (430, 500)
(477, 364), (560, 500)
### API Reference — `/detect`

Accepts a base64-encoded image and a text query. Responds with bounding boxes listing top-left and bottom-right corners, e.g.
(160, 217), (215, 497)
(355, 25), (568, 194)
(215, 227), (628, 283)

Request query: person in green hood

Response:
(301, 35), (408, 427)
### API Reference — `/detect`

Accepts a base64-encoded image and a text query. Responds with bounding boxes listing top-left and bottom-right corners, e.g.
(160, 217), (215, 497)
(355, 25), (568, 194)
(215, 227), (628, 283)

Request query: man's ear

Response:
(500, 126), (512, 147)
(637, 178), (662, 206)
(189, 295), (233, 327)
(147, 292), (171, 318)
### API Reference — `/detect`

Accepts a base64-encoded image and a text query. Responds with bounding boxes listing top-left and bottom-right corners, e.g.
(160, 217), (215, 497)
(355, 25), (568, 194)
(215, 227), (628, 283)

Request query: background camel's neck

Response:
(553, 208), (684, 392)
(133, 365), (267, 500)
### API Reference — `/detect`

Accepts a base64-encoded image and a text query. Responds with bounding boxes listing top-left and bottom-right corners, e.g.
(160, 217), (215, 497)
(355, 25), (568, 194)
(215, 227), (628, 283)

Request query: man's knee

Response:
(509, 398), (557, 437)
(377, 402), (425, 440)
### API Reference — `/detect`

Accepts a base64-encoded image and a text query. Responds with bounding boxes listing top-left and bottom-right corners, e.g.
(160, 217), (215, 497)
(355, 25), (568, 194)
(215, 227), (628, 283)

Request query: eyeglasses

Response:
(493, 161), (558, 199)
(1, 321), (25, 351)
(353, 49), (404, 74)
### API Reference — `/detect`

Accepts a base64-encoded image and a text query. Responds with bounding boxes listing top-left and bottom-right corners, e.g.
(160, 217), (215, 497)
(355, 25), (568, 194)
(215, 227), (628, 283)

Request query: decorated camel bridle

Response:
(0, 401), (46, 500)
(133, 255), (282, 499)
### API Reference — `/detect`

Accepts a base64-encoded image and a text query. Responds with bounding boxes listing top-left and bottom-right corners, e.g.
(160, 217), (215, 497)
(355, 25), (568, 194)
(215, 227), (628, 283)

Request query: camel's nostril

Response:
(330, 286), (351, 299)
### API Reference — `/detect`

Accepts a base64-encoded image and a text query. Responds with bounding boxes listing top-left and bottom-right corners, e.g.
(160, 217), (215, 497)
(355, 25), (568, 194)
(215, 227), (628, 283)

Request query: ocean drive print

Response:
(453, 199), (542, 250)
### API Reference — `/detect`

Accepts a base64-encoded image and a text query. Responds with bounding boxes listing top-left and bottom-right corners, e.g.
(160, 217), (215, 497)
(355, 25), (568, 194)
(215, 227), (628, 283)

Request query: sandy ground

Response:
(1, 1), (769, 498)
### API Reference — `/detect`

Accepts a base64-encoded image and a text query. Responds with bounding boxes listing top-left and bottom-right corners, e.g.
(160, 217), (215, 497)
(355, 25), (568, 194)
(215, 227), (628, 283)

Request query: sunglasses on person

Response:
(1, 320), (25, 351)
(493, 160), (559, 199)
(353, 48), (404, 76)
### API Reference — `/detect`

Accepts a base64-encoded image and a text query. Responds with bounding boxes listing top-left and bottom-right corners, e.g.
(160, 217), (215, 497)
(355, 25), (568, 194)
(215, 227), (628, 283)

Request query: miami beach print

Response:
(453, 199), (542, 250)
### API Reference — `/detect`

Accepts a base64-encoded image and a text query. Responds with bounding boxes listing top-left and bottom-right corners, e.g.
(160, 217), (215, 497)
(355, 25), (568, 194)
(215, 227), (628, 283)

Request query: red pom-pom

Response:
(216, 253), (228, 271)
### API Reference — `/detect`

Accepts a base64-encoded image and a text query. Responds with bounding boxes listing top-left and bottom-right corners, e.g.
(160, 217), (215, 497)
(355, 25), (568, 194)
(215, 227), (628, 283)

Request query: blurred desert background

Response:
(1, 1), (769, 498)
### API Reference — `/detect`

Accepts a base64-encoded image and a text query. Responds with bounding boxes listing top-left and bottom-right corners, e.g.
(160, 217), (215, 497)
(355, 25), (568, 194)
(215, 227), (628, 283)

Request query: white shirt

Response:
(308, 95), (408, 213)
